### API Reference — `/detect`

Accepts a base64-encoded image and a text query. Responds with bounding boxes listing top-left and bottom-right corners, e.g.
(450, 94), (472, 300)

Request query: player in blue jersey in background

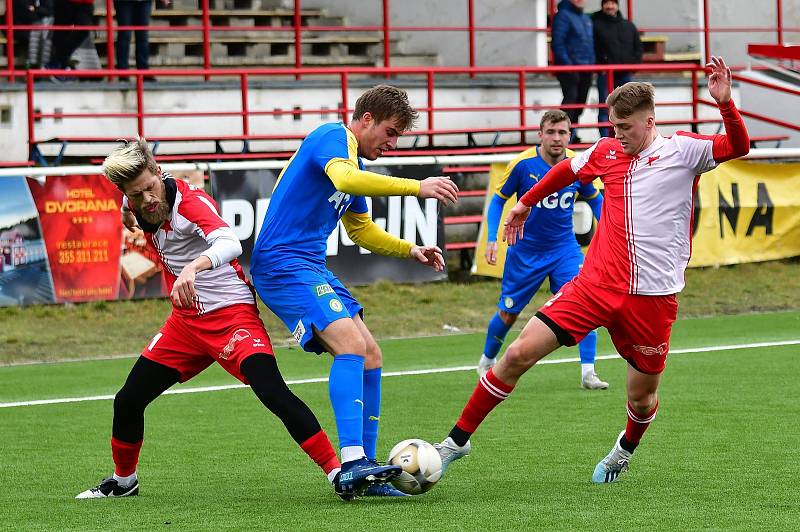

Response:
(250, 85), (459, 498)
(477, 110), (608, 390)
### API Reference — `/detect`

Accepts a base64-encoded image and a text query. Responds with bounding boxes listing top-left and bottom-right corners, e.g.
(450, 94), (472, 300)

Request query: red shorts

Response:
(142, 303), (274, 384)
(537, 276), (678, 374)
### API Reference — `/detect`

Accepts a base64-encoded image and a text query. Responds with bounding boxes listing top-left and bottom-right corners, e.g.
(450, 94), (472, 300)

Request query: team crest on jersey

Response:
(329, 299), (344, 313)
(504, 297), (514, 309)
(315, 283), (334, 297)
(292, 320), (306, 344)
(632, 342), (669, 356)
(647, 155), (660, 166)
(220, 329), (252, 359)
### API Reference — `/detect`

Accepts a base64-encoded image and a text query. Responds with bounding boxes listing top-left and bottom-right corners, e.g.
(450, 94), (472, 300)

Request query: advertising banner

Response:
(211, 164), (447, 284)
(27, 175), (125, 302)
(0, 176), (55, 306)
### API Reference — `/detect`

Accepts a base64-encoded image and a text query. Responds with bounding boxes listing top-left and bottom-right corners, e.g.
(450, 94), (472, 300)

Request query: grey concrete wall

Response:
(293, 0), (799, 66)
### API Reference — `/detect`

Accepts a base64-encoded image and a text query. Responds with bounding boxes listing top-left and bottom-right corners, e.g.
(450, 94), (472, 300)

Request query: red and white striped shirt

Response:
(520, 101), (749, 295)
(140, 178), (255, 315)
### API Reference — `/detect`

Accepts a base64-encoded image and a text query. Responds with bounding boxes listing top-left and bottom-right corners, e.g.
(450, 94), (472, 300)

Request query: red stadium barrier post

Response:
(240, 73), (250, 139)
(26, 70), (35, 152)
(136, 74), (145, 136)
(295, 0), (302, 80)
(427, 71), (435, 146)
(106, 0), (115, 77)
(518, 70), (526, 145)
(383, 0), (391, 78)
(467, 0), (476, 78)
(691, 69), (699, 133)
(340, 71), (349, 123)
(202, 0), (211, 80)
(5, 0), (15, 82)
(776, 0), (784, 45)
(702, 0), (711, 65)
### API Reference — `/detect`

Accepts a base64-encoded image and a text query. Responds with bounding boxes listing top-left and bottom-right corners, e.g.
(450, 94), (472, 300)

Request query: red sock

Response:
(455, 369), (515, 434)
(300, 430), (341, 475)
(625, 401), (658, 445)
(111, 437), (143, 477)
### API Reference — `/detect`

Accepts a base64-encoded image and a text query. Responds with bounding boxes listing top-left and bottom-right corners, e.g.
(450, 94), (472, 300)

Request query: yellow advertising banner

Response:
(689, 159), (800, 267)
(472, 159), (800, 277)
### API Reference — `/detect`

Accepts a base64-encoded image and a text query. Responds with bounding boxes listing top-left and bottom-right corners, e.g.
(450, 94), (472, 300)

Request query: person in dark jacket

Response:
(551, 0), (595, 142)
(592, 0), (643, 136)
(47, 0), (95, 71)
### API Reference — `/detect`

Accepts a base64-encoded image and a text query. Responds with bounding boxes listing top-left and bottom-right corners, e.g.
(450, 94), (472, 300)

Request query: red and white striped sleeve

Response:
(674, 100), (750, 174)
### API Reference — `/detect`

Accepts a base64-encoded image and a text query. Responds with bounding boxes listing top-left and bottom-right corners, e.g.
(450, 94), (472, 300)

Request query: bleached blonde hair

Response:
(102, 137), (158, 189)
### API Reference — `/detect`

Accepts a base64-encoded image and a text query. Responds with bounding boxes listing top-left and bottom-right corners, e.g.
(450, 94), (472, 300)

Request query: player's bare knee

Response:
(502, 342), (537, 376)
(364, 340), (382, 369)
(627, 392), (657, 413)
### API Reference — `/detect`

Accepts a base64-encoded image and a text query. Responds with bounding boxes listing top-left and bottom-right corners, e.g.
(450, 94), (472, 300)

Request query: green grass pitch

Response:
(1, 311), (799, 530)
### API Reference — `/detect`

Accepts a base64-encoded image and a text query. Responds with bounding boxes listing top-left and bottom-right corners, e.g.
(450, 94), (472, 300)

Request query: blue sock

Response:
(362, 367), (382, 460)
(579, 330), (597, 365)
(328, 354), (365, 449)
(483, 312), (512, 359)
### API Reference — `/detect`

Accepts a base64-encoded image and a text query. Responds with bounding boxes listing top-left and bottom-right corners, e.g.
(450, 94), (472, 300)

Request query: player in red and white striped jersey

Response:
(435, 57), (750, 483)
(77, 138), (349, 500)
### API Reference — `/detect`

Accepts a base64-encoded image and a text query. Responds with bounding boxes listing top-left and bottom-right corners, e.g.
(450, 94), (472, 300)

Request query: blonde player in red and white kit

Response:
(435, 56), (750, 483)
(76, 138), (351, 500)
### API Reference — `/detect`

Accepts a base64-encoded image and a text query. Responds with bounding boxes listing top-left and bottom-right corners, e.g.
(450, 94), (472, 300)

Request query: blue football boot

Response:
(337, 457), (402, 496)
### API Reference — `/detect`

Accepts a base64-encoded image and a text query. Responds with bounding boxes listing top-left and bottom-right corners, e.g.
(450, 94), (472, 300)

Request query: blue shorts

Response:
(498, 244), (584, 314)
(250, 262), (362, 354)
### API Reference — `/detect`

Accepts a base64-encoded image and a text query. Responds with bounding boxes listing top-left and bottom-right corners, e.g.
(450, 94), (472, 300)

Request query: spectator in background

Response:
(593, 0), (642, 137)
(47, 0), (94, 73)
(26, 0), (54, 69)
(115, 0), (171, 75)
(551, 0), (595, 144)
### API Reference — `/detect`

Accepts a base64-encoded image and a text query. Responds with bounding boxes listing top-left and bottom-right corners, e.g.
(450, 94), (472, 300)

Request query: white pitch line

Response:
(2, 339), (798, 409)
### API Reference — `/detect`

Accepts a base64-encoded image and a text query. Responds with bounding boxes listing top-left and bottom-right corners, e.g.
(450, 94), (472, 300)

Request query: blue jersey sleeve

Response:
(313, 127), (352, 172)
(347, 195), (369, 215)
(498, 161), (524, 199)
(485, 194), (506, 243)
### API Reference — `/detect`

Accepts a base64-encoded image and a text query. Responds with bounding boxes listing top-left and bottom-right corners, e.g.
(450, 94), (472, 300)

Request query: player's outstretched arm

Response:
(706, 55), (750, 162)
(341, 210), (414, 258)
(502, 202), (531, 246)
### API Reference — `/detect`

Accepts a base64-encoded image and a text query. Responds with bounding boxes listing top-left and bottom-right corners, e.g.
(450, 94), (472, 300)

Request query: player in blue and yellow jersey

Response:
(477, 110), (608, 390)
(250, 85), (459, 498)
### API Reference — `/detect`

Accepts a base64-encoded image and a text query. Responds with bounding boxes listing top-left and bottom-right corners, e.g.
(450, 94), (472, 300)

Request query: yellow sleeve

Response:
(341, 210), (413, 258)
(325, 159), (421, 197)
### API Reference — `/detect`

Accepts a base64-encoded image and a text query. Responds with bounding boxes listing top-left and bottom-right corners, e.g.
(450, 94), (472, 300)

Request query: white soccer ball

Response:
(387, 438), (443, 495)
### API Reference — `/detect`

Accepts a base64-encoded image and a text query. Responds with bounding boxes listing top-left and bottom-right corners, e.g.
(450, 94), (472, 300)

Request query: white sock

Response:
(479, 354), (496, 366)
(113, 472), (137, 488)
(581, 364), (595, 379)
(327, 467), (341, 483)
(341, 446), (366, 463)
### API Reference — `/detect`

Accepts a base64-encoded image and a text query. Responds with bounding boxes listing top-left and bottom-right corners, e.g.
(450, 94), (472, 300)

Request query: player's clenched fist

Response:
(418, 176), (459, 205)
(502, 202), (532, 246)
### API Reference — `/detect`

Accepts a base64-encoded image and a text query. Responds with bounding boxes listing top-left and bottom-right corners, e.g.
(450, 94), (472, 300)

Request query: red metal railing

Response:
(2, 0), (796, 81)
(19, 61), (796, 164)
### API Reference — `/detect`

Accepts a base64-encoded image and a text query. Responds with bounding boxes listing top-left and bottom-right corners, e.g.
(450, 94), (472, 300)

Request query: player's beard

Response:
(140, 200), (171, 225)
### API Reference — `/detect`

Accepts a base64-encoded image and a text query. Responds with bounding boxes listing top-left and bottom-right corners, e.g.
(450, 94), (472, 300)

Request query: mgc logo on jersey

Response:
(537, 191), (575, 210)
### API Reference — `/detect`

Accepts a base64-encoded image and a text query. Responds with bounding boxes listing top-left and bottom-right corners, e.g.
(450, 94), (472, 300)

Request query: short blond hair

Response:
(102, 137), (158, 189)
(607, 82), (655, 118)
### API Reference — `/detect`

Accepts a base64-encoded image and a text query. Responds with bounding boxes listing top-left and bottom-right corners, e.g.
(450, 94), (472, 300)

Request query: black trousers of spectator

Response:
(50, 1), (94, 68)
(115, 0), (154, 69)
(556, 71), (594, 133)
